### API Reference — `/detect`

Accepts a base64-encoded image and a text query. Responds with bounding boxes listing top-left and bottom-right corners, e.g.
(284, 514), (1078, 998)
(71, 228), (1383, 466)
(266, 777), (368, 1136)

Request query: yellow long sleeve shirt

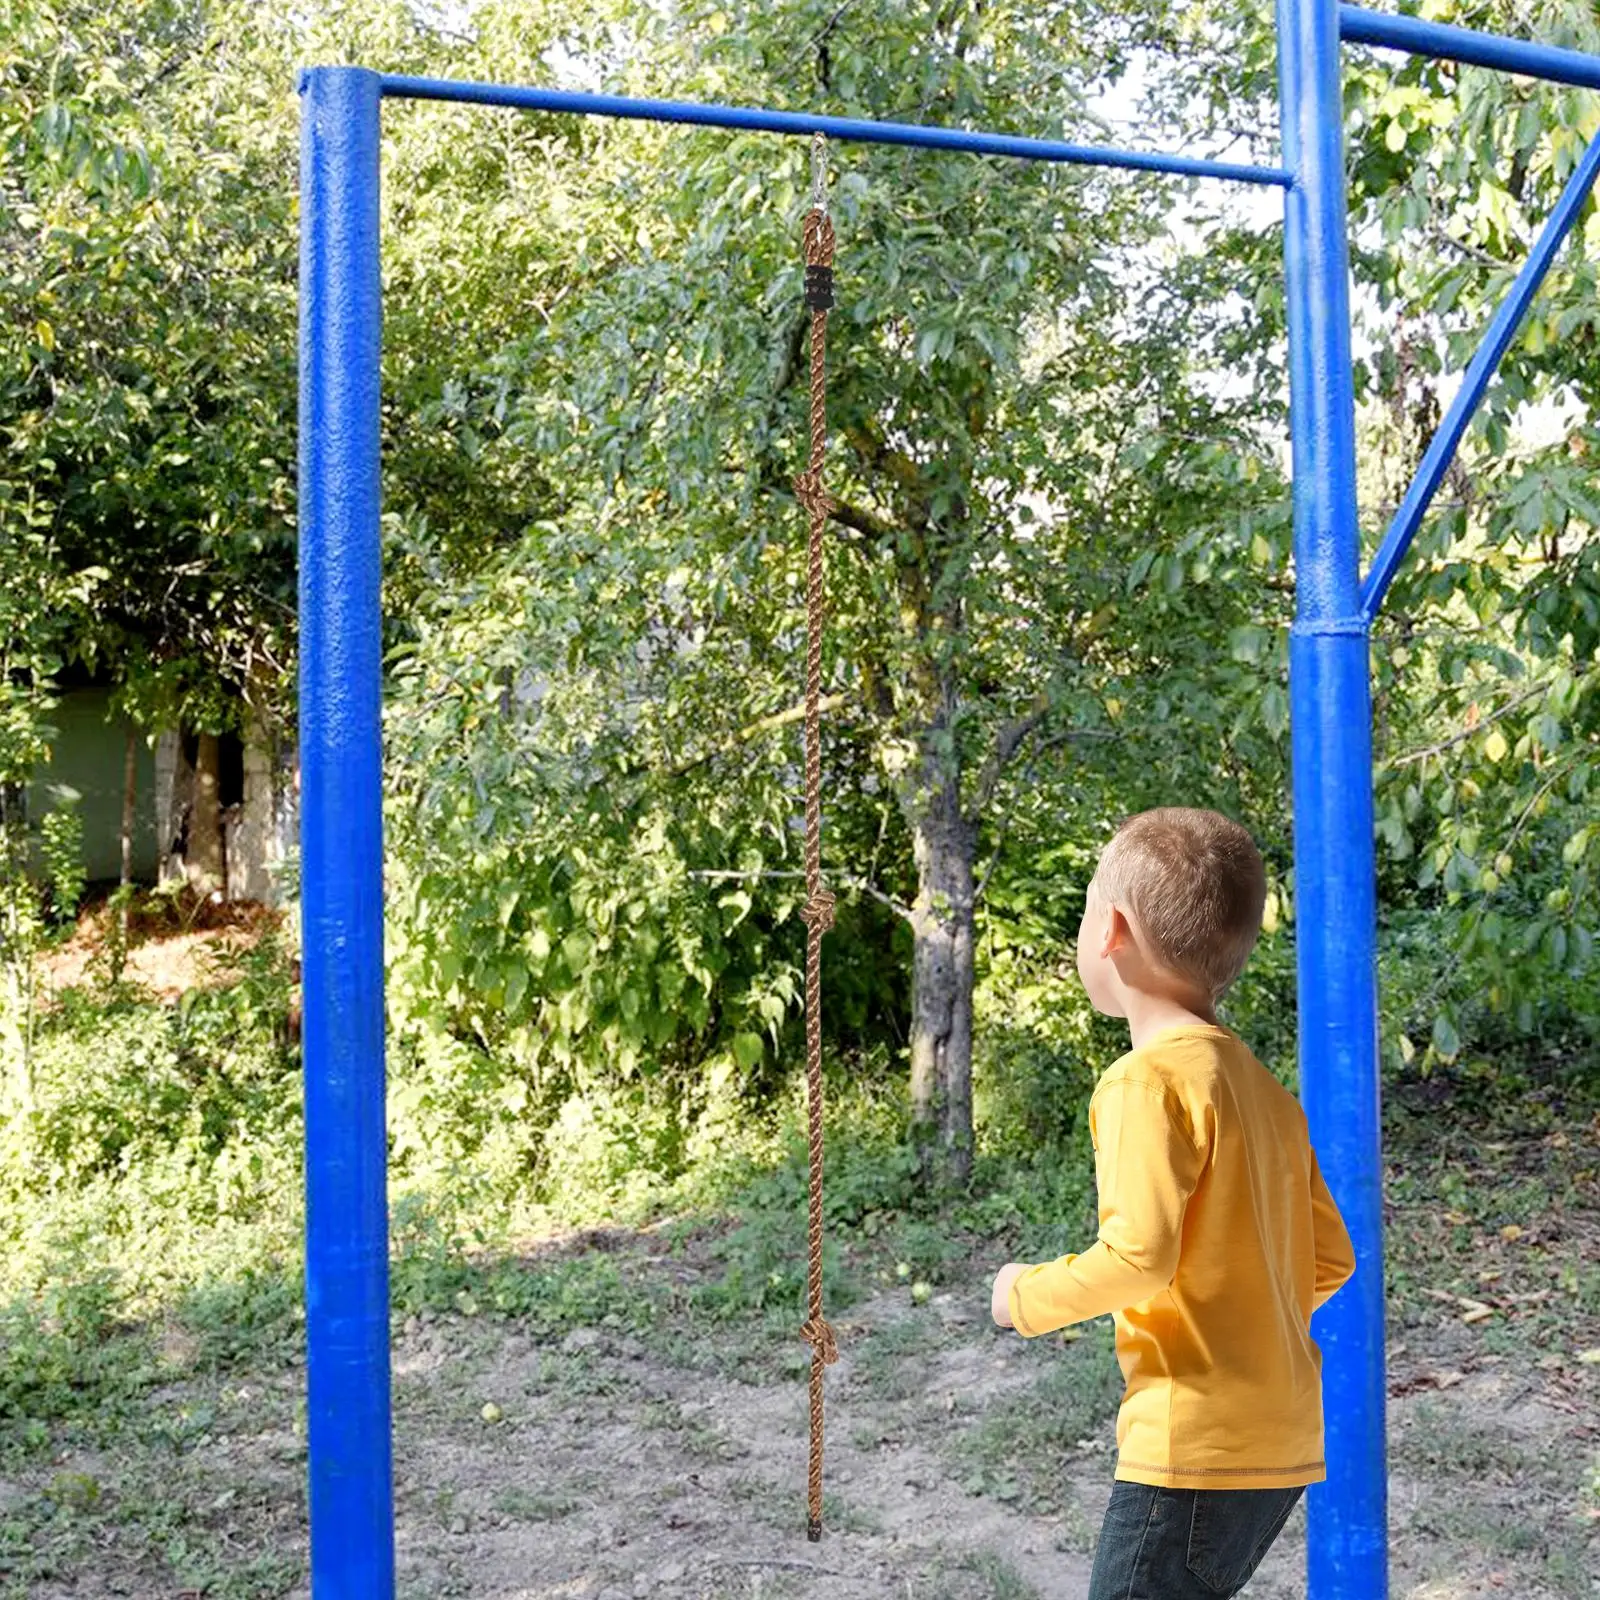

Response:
(1008, 1023), (1356, 1490)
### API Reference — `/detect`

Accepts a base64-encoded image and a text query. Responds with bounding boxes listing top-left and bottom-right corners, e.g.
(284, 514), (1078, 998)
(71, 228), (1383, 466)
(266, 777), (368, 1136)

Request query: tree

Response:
(0, 0), (493, 831)
(381, 0), (1296, 1186)
(1147, 0), (1600, 1065)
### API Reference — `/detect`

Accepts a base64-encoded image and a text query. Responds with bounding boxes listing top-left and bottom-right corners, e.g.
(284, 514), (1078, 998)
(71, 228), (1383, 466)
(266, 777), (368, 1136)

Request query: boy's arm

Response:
(1007, 1079), (1205, 1338)
(1309, 1149), (1356, 1310)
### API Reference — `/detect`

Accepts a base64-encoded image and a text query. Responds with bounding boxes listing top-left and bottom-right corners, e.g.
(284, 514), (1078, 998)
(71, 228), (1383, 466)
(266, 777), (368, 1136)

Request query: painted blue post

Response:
(1277, 3), (1389, 1598)
(298, 65), (395, 1600)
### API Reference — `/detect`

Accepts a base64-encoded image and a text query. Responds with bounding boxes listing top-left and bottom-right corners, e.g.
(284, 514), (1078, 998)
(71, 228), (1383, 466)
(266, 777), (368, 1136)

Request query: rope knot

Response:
(800, 887), (837, 934)
(793, 470), (836, 521)
(802, 207), (836, 269)
(799, 1316), (839, 1365)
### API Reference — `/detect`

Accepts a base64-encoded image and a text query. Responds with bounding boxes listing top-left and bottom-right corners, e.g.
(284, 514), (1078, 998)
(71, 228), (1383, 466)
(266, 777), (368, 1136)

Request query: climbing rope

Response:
(795, 131), (839, 1545)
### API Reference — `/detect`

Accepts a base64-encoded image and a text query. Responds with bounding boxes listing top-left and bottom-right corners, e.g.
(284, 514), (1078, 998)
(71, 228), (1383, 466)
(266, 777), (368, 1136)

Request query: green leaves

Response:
(1431, 1013), (1461, 1063)
(0, 0), (308, 727)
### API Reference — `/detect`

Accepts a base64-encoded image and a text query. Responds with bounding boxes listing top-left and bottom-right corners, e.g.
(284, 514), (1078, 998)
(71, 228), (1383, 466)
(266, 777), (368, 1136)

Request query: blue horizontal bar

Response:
(375, 74), (1291, 187)
(1341, 5), (1600, 92)
(1361, 121), (1600, 620)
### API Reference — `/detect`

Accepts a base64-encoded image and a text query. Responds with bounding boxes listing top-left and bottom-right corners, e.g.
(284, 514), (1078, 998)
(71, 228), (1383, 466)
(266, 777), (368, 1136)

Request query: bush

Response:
(11, 952), (298, 1195)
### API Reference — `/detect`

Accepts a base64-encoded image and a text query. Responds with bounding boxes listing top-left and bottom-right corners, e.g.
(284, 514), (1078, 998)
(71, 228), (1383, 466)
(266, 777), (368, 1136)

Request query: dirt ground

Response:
(7, 1251), (1596, 1600)
(34, 892), (283, 1003)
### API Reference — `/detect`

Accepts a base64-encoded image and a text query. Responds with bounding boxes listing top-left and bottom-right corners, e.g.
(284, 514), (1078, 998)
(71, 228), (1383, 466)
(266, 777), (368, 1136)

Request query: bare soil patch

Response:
(35, 890), (284, 1003)
(5, 1259), (1594, 1599)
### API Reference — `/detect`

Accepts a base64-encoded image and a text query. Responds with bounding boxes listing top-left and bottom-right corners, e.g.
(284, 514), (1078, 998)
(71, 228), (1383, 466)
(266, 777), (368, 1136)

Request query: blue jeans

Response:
(1087, 1482), (1305, 1599)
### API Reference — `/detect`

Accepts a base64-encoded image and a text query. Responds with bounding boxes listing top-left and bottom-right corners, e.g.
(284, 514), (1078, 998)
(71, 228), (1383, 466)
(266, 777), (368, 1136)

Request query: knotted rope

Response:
(796, 133), (839, 1545)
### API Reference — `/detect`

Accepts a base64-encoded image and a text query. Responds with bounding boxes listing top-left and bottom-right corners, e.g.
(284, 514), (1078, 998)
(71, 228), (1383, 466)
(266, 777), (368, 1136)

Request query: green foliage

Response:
(14, 960), (296, 1192)
(1337, 0), (1600, 1067)
(37, 808), (83, 928)
(368, 0), (1311, 1196)
(388, 1190), (653, 1331)
(2, 5), (1598, 1522)
(1, 1), (291, 726)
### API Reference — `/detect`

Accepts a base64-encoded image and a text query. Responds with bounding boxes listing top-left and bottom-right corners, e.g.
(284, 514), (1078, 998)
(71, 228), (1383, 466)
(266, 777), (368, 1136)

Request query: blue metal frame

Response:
(297, 4), (1600, 1594)
(1278, 2), (1386, 1592)
(298, 64), (395, 1598)
(376, 75), (1291, 186)
(1342, 4), (1600, 93)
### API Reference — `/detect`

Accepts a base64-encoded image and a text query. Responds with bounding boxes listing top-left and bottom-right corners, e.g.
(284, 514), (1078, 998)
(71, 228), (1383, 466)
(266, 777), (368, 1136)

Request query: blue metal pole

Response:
(1278, 4), (1388, 1598)
(298, 65), (394, 1600)
(378, 75), (1291, 187)
(1341, 4), (1600, 92)
(1362, 123), (1600, 620)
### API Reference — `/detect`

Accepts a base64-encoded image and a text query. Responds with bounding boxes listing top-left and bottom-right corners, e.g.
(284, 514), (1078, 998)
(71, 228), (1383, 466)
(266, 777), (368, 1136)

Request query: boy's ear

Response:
(1102, 904), (1132, 957)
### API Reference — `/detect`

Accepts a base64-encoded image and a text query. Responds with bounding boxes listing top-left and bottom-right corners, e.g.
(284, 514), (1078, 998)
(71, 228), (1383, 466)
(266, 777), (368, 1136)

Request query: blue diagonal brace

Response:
(1361, 124), (1600, 622)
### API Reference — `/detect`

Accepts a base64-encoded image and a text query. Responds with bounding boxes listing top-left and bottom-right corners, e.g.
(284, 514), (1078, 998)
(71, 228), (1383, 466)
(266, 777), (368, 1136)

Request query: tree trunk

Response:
(120, 726), (138, 945)
(908, 804), (979, 1190)
(187, 732), (225, 895)
(120, 727), (138, 888)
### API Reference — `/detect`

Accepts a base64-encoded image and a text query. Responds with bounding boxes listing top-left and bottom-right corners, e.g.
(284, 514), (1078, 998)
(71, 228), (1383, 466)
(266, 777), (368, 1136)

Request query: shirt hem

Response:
(1115, 1460), (1326, 1491)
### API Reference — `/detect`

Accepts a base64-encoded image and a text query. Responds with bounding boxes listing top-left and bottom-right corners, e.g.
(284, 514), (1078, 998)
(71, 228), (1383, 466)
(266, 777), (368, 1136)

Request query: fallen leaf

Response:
(1460, 1300), (1495, 1324)
(1393, 1369), (1469, 1397)
(1577, 1348), (1600, 1365)
(1444, 1211), (1470, 1225)
(1500, 1224), (1524, 1242)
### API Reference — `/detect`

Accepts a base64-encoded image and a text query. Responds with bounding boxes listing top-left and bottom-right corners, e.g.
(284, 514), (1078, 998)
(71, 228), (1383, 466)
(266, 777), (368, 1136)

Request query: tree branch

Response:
(1383, 680), (1547, 769)
(970, 693), (1050, 819)
(667, 693), (852, 778)
(828, 495), (896, 545)
(784, 0), (860, 74)
(744, 460), (897, 548)
(688, 867), (914, 922)
(134, 32), (222, 102)
(972, 727), (1118, 908)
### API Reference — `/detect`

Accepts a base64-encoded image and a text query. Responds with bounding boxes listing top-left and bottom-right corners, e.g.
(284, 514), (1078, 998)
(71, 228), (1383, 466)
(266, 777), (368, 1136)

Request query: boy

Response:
(990, 807), (1356, 1600)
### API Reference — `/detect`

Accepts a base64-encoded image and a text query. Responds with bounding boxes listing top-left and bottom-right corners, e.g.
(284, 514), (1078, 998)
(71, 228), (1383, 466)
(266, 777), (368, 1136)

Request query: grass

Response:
(3, 927), (1597, 1595)
(950, 1329), (1125, 1517)
(1393, 1399), (1597, 1595)
(850, 1309), (948, 1401)
(0, 1450), (304, 1600)
(724, 1478), (882, 1536)
(953, 1549), (1044, 1600)
(491, 1484), (589, 1523)
(1383, 1069), (1600, 1360)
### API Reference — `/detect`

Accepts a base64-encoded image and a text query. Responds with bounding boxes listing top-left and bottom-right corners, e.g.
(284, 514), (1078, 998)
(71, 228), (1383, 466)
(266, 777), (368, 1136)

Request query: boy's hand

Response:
(991, 1263), (1028, 1329)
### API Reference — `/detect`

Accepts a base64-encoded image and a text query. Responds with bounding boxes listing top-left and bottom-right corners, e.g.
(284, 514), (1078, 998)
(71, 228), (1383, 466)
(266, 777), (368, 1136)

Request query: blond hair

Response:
(1094, 808), (1267, 998)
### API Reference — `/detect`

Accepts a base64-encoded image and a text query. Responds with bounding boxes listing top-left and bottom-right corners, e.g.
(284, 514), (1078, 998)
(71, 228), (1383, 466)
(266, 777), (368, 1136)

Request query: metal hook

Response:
(810, 132), (828, 214)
